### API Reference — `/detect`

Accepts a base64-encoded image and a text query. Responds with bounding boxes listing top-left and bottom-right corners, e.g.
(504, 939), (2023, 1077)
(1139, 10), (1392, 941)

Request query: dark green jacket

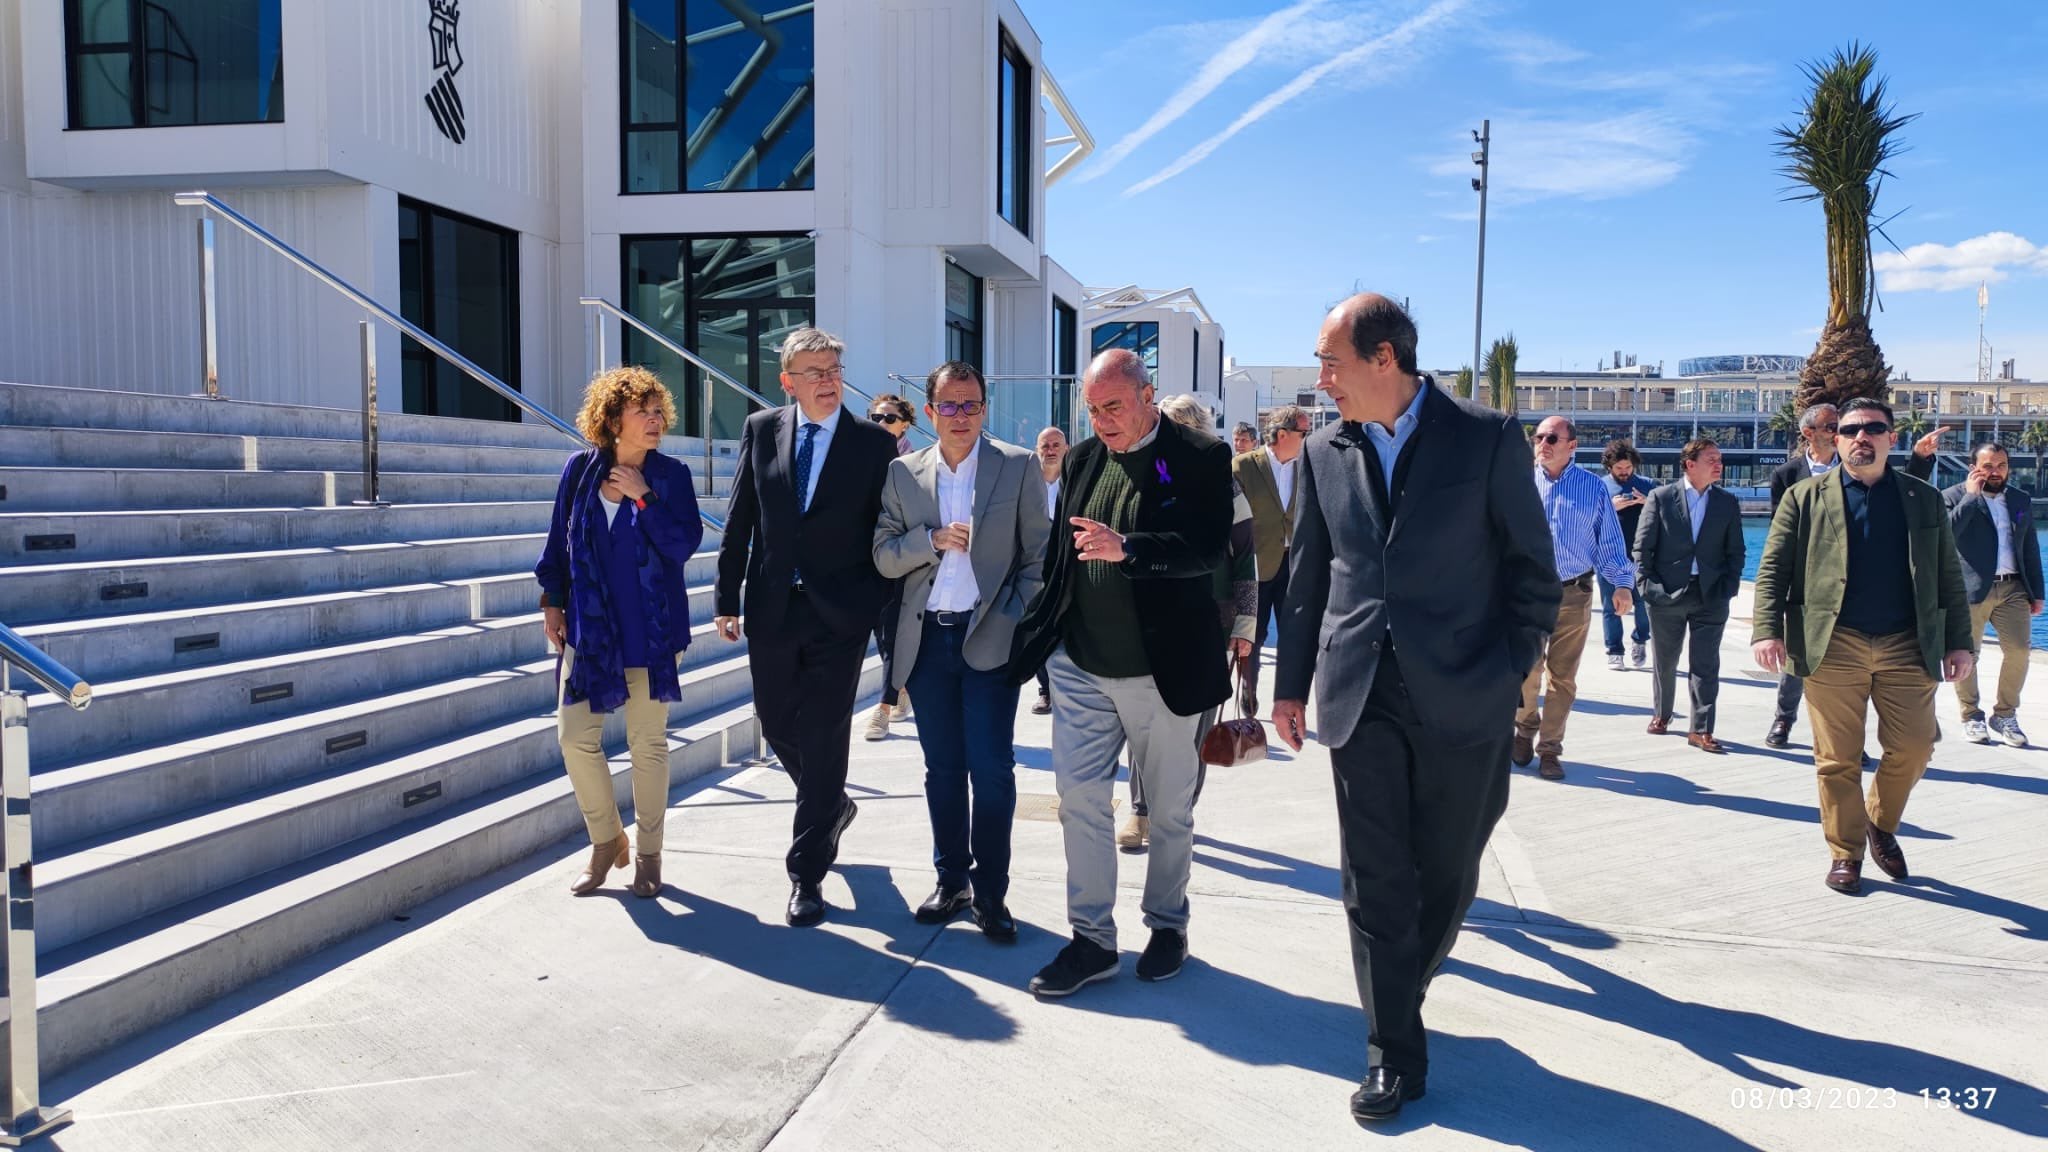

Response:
(1751, 465), (1972, 679)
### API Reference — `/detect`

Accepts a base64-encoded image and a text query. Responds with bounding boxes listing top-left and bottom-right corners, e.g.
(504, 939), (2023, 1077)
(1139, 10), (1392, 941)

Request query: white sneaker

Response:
(1630, 642), (1647, 669)
(1962, 716), (1991, 744)
(892, 691), (912, 721)
(1992, 715), (2029, 748)
(864, 703), (892, 741)
(1607, 653), (1624, 671)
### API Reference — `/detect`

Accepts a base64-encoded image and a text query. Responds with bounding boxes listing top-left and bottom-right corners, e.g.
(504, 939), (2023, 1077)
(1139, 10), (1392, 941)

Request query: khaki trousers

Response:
(1803, 628), (1936, 861)
(557, 647), (672, 852)
(1956, 578), (2032, 720)
(1517, 578), (1593, 756)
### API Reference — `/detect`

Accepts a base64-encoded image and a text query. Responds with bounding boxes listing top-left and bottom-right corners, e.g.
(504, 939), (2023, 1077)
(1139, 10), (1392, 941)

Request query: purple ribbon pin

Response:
(1155, 458), (1173, 485)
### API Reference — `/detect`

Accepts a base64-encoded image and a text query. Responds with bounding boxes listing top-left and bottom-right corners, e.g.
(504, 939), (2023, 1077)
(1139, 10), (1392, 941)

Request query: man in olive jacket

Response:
(1752, 398), (1974, 896)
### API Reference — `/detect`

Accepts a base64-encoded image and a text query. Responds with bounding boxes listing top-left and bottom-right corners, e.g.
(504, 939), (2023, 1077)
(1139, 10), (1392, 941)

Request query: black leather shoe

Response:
(914, 883), (973, 924)
(1764, 718), (1791, 748)
(1135, 928), (1187, 982)
(786, 881), (826, 927)
(1349, 1066), (1425, 1121)
(970, 902), (1018, 941)
(829, 798), (859, 850)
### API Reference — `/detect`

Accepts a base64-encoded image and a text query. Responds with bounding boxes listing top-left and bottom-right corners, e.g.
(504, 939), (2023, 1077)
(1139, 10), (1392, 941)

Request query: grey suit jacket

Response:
(1275, 385), (1561, 749)
(1633, 481), (1745, 606)
(873, 438), (1049, 686)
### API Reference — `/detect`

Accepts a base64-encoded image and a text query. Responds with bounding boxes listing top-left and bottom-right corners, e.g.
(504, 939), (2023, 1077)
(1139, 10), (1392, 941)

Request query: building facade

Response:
(0, 0), (1134, 445)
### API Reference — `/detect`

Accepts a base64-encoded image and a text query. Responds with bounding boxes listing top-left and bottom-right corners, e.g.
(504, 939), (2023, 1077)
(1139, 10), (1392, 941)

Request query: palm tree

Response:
(1895, 407), (1930, 447)
(1484, 335), (1519, 415)
(1767, 399), (1802, 454)
(1454, 365), (1474, 401)
(2020, 421), (2048, 488)
(1773, 43), (1918, 411)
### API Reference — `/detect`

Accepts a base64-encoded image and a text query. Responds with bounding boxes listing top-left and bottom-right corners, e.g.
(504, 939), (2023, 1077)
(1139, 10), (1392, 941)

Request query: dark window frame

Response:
(945, 263), (984, 372)
(399, 195), (523, 422)
(64, 0), (285, 130)
(1051, 297), (1078, 436)
(996, 26), (1032, 237)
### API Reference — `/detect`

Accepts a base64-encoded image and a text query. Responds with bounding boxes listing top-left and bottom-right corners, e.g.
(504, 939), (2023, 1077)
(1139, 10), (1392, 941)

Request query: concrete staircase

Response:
(0, 380), (860, 1077)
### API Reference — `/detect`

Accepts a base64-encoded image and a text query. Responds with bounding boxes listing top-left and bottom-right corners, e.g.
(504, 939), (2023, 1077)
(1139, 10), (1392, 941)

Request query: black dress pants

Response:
(1330, 646), (1512, 1077)
(748, 591), (868, 884)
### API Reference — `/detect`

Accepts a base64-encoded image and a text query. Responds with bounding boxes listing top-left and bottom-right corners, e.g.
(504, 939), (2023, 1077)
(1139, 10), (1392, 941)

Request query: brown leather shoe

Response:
(1688, 732), (1727, 754)
(1826, 858), (1863, 895)
(631, 851), (663, 898)
(1512, 734), (1535, 767)
(571, 831), (630, 895)
(1646, 717), (1670, 735)
(1537, 753), (1565, 781)
(1866, 825), (1908, 879)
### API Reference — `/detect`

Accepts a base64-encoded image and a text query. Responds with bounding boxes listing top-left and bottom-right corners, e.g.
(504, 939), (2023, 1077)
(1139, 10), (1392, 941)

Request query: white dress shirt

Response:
(1988, 491), (2019, 576)
(927, 446), (981, 611)
(1684, 480), (1712, 574)
(1806, 454), (1836, 478)
(792, 403), (843, 513)
(1043, 476), (1060, 520)
(1268, 447), (1299, 515)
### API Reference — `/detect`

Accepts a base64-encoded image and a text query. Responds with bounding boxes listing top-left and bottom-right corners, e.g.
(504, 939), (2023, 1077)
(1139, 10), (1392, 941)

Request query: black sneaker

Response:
(1135, 928), (1187, 982)
(1027, 935), (1119, 997)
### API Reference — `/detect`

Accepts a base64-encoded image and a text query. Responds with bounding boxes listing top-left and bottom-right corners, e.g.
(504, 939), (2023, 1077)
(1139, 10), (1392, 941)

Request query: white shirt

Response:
(1043, 476), (1060, 520)
(1988, 492), (2019, 576)
(927, 446), (981, 611)
(792, 403), (843, 513)
(1806, 454), (1836, 477)
(1268, 447), (1299, 516)
(1684, 480), (1712, 574)
(598, 492), (624, 528)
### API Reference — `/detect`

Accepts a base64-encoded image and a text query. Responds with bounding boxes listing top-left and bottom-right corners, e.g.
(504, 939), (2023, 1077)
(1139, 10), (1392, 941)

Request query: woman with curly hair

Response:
(535, 366), (704, 897)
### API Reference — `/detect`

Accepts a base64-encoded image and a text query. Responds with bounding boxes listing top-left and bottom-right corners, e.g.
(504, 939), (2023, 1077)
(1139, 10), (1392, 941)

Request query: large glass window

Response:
(623, 234), (814, 441)
(945, 263), (983, 371)
(621, 0), (816, 193)
(1091, 321), (1160, 373)
(1051, 298), (1077, 435)
(398, 198), (521, 422)
(66, 0), (283, 129)
(997, 28), (1031, 237)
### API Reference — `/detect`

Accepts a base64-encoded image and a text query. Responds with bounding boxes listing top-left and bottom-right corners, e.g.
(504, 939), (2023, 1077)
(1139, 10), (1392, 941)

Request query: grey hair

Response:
(1233, 421), (1259, 441)
(1085, 347), (1152, 392)
(1263, 405), (1308, 444)
(1158, 394), (1213, 432)
(1798, 402), (1839, 432)
(778, 327), (846, 371)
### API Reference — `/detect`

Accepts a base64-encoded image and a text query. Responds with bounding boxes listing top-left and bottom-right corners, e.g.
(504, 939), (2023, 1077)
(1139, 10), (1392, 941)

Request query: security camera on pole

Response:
(1470, 120), (1490, 401)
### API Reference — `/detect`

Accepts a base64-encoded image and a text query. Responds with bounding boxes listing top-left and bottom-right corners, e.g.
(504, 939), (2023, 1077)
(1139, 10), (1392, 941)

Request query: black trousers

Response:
(1648, 585), (1729, 733)
(1330, 646), (1511, 1077)
(873, 579), (904, 707)
(749, 591), (867, 884)
(1248, 556), (1291, 684)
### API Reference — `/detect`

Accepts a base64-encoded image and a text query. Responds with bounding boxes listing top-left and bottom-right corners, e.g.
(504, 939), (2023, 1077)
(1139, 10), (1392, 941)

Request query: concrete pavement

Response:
(40, 590), (2048, 1151)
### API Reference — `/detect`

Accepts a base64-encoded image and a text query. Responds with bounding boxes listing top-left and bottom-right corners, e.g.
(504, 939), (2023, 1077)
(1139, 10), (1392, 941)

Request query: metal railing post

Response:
(354, 321), (388, 508)
(0, 668), (72, 1147)
(197, 216), (220, 399)
(703, 370), (716, 499)
(594, 308), (607, 374)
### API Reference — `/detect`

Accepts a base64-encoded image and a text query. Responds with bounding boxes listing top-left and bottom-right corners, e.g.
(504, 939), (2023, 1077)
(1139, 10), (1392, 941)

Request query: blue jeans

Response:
(905, 617), (1020, 905)
(1600, 572), (1649, 654)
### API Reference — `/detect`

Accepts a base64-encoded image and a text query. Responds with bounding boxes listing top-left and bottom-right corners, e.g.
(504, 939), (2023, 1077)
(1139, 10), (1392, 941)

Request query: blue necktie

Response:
(792, 421), (819, 586)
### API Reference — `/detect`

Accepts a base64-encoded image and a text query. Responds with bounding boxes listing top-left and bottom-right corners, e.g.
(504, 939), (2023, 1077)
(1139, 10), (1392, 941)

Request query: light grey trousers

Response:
(1046, 645), (1201, 950)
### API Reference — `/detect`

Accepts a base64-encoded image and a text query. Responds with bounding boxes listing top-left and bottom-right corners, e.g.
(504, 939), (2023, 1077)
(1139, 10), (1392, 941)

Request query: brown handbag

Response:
(1201, 655), (1269, 767)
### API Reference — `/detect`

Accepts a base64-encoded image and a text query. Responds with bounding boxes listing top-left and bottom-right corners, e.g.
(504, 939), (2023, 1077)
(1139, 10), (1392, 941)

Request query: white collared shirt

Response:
(1684, 480), (1712, 574)
(1988, 491), (2019, 575)
(1044, 476), (1059, 520)
(1268, 446), (1299, 516)
(927, 446), (981, 611)
(792, 403), (843, 513)
(1806, 454), (1836, 477)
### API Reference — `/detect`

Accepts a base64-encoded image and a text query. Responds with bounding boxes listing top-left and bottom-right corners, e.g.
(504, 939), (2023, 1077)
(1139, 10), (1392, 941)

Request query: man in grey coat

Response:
(1634, 438), (1746, 751)
(874, 362), (1049, 940)
(1273, 294), (1559, 1123)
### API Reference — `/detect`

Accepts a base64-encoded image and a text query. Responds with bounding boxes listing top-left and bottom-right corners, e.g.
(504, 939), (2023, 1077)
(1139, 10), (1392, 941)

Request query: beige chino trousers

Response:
(557, 647), (672, 853)
(1956, 578), (2032, 721)
(1803, 628), (1936, 861)
(1516, 578), (1594, 757)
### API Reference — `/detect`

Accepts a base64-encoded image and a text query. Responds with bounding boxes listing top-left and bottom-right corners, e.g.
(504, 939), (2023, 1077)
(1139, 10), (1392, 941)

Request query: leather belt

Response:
(1562, 572), (1594, 588)
(929, 609), (971, 626)
(1995, 574), (2024, 582)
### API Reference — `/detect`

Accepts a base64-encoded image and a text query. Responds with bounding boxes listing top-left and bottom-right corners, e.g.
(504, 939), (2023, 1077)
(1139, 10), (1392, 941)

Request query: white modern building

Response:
(0, 0), (1178, 447)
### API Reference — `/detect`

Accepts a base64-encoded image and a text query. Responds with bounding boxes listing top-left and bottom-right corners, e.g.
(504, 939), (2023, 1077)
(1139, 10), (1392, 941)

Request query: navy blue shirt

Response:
(1838, 468), (1915, 637)
(604, 501), (649, 669)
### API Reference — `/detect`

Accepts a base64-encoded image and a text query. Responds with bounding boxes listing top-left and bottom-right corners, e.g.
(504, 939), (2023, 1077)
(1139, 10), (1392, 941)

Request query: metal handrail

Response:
(0, 623), (90, 711)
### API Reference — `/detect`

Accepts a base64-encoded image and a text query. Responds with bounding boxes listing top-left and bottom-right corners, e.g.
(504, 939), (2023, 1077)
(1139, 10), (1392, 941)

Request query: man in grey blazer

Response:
(1634, 438), (1746, 752)
(874, 362), (1049, 939)
(1273, 294), (1560, 1122)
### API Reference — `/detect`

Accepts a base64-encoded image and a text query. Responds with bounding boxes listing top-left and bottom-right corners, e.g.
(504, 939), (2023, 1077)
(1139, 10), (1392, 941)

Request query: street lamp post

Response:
(1470, 120), (1490, 397)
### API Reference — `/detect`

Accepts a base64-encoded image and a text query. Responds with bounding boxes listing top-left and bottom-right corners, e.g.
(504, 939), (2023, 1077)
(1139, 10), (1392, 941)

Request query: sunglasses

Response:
(870, 412), (906, 425)
(1838, 422), (1890, 439)
(934, 401), (985, 417)
(1533, 432), (1572, 445)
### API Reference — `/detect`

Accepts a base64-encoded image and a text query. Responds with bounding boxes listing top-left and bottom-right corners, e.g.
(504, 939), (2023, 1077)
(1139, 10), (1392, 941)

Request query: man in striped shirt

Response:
(1515, 416), (1636, 780)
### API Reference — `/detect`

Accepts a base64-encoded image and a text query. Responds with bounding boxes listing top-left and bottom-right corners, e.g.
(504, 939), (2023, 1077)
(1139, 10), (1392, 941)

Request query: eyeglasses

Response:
(870, 413), (906, 426)
(1838, 422), (1890, 439)
(934, 400), (985, 417)
(1533, 432), (1572, 445)
(789, 365), (846, 383)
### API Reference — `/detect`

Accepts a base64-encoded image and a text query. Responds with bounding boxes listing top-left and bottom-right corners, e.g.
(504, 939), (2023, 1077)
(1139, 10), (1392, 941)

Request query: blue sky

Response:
(1032, 0), (2048, 383)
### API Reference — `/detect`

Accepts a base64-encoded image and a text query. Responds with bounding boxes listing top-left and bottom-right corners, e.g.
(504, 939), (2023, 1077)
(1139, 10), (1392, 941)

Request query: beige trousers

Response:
(1803, 628), (1936, 861)
(1517, 579), (1594, 756)
(1956, 578), (2032, 720)
(557, 647), (672, 852)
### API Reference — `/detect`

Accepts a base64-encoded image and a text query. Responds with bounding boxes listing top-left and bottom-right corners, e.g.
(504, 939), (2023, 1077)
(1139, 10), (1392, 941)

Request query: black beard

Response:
(1984, 477), (2008, 493)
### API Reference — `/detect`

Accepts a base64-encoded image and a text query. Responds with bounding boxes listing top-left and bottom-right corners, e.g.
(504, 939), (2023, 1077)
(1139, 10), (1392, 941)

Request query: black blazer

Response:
(714, 405), (898, 641)
(1005, 416), (1233, 717)
(1942, 483), (2046, 605)
(1633, 481), (1745, 606)
(1274, 385), (1561, 750)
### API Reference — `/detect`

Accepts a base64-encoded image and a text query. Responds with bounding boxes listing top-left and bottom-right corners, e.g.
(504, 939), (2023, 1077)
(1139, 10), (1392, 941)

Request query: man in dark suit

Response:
(1634, 438), (1746, 752)
(1007, 348), (1232, 998)
(1944, 441), (2046, 746)
(714, 327), (899, 927)
(1272, 294), (1560, 1122)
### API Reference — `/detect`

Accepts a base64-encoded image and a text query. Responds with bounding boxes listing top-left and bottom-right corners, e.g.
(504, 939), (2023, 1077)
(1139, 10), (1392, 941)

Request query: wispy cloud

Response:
(1080, 0), (1327, 182)
(1875, 232), (2048, 293)
(1123, 0), (1469, 197)
(1428, 111), (1695, 204)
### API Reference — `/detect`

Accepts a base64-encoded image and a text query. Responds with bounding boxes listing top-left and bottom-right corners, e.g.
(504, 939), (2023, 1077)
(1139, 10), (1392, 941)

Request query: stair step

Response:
(0, 502), (551, 565)
(0, 467), (735, 513)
